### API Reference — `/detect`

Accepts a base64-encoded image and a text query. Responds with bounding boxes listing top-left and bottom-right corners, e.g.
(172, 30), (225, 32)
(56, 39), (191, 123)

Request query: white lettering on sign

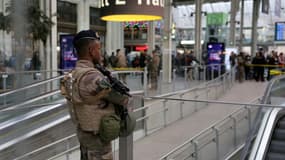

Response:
(138, 0), (164, 7)
(160, 0), (164, 7)
(101, 0), (110, 7)
(116, 0), (126, 5)
(138, 0), (151, 5)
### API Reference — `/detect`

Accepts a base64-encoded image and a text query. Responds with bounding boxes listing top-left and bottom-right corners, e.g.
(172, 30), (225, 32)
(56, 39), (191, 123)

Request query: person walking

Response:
(61, 30), (130, 160)
(237, 52), (245, 83)
(148, 50), (160, 89)
(109, 52), (117, 68)
(116, 49), (127, 84)
(252, 52), (266, 82)
(31, 51), (41, 80)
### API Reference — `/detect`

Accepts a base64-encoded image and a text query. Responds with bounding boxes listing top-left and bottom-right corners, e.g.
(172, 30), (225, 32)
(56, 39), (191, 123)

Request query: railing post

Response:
(230, 115), (237, 148)
(179, 94), (184, 119)
(206, 83), (209, 105)
(143, 67), (148, 97)
(218, 65), (221, 77)
(144, 109), (148, 136)
(184, 67), (187, 86)
(159, 70), (163, 94)
(163, 100), (168, 127)
(211, 67), (214, 80)
(172, 69), (176, 92)
(246, 106), (252, 130)
(194, 90), (198, 112)
(213, 127), (220, 160)
(204, 66), (207, 82)
(2, 74), (8, 105)
(215, 82), (218, 100)
(231, 66), (236, 87)
(113, 139), (117, 160)
(65, 140), (70, 160)
(192, 140), (199, 160)
(119, 134), (133, 160)
(222, 74), (226, 93)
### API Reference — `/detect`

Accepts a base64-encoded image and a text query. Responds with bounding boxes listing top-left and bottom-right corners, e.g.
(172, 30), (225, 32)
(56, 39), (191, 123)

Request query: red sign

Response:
(135, 45), (148, 51)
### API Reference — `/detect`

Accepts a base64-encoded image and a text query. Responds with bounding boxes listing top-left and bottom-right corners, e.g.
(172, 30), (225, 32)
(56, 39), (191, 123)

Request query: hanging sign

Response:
(100, 0), (164, 22)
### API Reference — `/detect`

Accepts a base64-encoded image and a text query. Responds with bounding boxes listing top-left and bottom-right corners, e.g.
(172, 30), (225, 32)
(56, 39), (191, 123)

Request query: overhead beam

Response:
(173, 0), (230, 6)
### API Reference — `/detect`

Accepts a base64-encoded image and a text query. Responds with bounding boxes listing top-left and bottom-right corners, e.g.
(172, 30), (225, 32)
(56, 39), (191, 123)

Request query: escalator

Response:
(245, 107), (285, 160)
(0, 76), (75, 160)
(230, 75), (285, 160)
(266, 115), (285, 160)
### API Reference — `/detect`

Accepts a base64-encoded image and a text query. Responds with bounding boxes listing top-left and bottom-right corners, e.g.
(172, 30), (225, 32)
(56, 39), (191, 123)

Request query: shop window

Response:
(90, 7), (105, 26)
(124, 24), (132, 39)
(57, 1), (77, 23)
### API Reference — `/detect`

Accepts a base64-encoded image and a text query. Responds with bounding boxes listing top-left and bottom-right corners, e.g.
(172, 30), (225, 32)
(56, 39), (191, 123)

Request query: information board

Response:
(59, 34), (78, 70)
(207, 43), (224, 70)
(275, 22), (285, 41)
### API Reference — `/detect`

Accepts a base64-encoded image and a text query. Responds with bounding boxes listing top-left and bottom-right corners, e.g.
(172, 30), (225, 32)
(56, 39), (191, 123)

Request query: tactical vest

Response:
(66, 68), (115, 133)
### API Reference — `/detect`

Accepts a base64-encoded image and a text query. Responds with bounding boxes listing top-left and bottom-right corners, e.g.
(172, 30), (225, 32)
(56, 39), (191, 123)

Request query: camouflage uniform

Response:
(148, 53), (160, 89)
(62, 60), (128, 160)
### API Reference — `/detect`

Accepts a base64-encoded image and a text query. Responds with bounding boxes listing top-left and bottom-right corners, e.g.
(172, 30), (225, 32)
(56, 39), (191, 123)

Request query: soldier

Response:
(148, 50), (160, 89)
(61, 30), (129, 160)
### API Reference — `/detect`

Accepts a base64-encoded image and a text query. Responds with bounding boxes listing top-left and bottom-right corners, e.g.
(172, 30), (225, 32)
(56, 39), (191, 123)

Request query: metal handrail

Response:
(9, 65), (235, 160)
(0, 69), (68, 75)
(148, 97), (285, 109)
(0, 90), (62, 111)
(0, 75), (63, 97)
(0, 115), (70, 151)
(159, 97), (260, 160)
(0, 100), (65, 112)
(14, 134), (77, 160)
(0, 103), (63, 130)
(112, 70), (144, 74)
(47, 145), (80, 160)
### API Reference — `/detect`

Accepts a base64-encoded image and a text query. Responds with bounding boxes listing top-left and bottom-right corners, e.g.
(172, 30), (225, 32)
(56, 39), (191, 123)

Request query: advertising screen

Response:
(59, 34), (77, 70)
(275, 22), (285, 41)
(207, 43), (224, 67)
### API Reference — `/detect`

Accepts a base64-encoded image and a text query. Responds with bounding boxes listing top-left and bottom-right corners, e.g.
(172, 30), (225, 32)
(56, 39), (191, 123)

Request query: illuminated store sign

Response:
(100, 0), (164, 22)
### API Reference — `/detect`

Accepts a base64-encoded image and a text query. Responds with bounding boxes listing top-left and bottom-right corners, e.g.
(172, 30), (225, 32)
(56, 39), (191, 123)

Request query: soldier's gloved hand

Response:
(95, 88), (112, 100)
(126, 97), (134, 111)
(97, 79), (130, 107)
(95, 79), (112, 100)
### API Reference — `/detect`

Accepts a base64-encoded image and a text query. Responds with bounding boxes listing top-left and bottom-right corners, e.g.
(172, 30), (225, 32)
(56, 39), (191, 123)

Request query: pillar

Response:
(40, 0), (57, 82)
(105, 22), (124, 55)
(77, 0), (90, 31)
(239, 0), (245, 52)
(229, 0), (238, 47)
(251, 0), (261, 56)
(162, 0), (172, 83)
(194, 0), (203, 61)
(1, 0), (5, 52)
(147, 22), (155, 55)
(50, 0), (57, 76)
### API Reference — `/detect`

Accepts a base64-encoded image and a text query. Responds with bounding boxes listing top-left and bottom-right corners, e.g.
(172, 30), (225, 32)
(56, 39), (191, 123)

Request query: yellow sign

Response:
(100, 0), (164, 22)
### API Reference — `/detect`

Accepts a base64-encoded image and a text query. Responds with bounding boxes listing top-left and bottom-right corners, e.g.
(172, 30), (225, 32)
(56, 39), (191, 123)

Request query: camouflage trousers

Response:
(77, 128), (113, 160)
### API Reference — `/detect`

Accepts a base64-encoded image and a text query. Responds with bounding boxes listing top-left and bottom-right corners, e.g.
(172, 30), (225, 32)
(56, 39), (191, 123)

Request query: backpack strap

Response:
(72, 67), (99, 103)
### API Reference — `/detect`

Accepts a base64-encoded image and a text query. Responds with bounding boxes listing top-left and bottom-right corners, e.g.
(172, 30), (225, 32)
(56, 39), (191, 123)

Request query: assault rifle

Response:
(95, 64), (131, 97)
(95, 64), (136, 137)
